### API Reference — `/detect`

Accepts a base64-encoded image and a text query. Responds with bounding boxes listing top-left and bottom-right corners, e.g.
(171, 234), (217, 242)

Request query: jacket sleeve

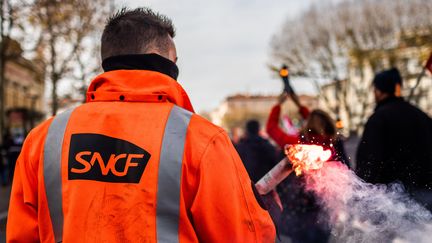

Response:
(7, 131), (40, 242)
(191, 131), (276, 242)
(355, 114), (385, 183)
(266, 104), (299, 148)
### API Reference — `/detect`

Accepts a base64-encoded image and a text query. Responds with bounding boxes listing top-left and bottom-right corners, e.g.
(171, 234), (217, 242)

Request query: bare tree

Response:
(271, 0), (432, 133)
(73, 44), (101, 103)
(71, 0), (115, 104)
(25, 0), (109, 115)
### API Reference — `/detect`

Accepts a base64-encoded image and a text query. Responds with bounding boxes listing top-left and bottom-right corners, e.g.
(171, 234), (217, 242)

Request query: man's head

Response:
(101, 8), (177, 62)
(373, 68), (403, 103)
(246, 120), (260, 136)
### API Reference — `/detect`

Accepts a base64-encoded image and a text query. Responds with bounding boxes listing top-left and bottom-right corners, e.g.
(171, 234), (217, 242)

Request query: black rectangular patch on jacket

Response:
(68, 133), (150, 183)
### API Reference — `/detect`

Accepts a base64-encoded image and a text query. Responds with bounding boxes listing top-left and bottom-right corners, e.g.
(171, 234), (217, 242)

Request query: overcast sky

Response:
(119, 0), (319, 112)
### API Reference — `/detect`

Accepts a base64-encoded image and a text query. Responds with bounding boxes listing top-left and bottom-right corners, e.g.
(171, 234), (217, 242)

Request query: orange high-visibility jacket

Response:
(7, 70), (276, 242)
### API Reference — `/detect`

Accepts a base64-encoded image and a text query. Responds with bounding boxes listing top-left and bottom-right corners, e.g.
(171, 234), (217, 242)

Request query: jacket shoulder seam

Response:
(197, 129), (226, 165)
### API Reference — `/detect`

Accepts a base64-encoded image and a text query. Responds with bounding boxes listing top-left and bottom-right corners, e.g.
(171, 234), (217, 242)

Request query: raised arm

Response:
(266, 93), (302, 148)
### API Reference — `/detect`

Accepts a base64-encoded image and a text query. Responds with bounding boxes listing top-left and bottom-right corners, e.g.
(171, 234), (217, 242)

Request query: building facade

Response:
(210, 93), (318, 138)
(1, 39), (45, 137)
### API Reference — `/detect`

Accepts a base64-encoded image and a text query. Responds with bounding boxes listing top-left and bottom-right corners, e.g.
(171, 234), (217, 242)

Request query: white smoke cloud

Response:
(303, 162), (432, 243)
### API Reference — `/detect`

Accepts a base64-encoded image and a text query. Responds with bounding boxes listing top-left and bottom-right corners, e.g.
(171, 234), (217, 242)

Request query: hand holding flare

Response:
(286, 144), (332, 176)
(255, 144), (332, 195)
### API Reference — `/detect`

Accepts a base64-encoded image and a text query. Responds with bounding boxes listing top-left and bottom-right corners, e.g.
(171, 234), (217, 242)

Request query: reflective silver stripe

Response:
(157, 105), (192, 242)
(43, 108), (74, 242)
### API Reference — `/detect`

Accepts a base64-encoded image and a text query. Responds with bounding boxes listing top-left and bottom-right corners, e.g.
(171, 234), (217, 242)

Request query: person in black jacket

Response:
(3, 131), (23, 183)
(235, 120), (278, 183)
(356, 68), (432, 210)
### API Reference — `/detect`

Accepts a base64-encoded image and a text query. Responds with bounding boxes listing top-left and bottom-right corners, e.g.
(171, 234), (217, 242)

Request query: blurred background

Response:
(0, 0), (431, 241)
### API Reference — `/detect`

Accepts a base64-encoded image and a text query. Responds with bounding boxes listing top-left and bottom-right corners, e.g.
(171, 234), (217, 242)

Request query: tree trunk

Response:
(50, 36), (58, 116)
(0, 0), (5, 139)
(47, 6), (57, 116)
(51, 72), (58, 116)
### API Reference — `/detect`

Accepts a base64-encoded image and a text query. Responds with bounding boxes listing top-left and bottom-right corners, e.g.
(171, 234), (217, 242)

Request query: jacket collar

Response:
(86, 70), (195, 113)
(375, 96), (403, 111)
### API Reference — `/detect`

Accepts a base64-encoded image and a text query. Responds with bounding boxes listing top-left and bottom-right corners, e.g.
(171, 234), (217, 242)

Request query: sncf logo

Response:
(72, 152), (144, 176)
(68, 134), (151, 183)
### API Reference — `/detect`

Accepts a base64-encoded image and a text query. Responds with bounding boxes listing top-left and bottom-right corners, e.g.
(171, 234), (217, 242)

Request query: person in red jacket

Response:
(267, 92), (349, 165)
(266, 91), (349, 243)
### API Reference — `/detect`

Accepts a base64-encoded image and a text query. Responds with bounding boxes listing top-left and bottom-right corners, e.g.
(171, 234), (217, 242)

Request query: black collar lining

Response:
(102, 54), (179, 80)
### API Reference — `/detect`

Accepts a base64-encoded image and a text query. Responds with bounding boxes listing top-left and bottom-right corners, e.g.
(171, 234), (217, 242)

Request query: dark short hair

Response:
(373, 67), (402, 95)
(246, 120), (260, 135)
(101, 7), (175, 60)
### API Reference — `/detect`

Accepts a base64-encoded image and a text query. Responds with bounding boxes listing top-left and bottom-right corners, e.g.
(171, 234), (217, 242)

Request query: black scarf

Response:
(102, 54), (179, 80)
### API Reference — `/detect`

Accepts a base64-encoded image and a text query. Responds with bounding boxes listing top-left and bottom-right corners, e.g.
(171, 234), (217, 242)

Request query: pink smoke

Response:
(302, 161), (432, 242)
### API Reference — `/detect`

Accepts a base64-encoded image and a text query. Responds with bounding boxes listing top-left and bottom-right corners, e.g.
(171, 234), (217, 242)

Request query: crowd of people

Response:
(233, 67), (432, 242)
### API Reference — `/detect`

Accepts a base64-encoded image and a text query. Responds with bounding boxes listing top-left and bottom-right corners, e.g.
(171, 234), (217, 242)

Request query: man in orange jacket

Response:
(7, 8), (276, 242)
